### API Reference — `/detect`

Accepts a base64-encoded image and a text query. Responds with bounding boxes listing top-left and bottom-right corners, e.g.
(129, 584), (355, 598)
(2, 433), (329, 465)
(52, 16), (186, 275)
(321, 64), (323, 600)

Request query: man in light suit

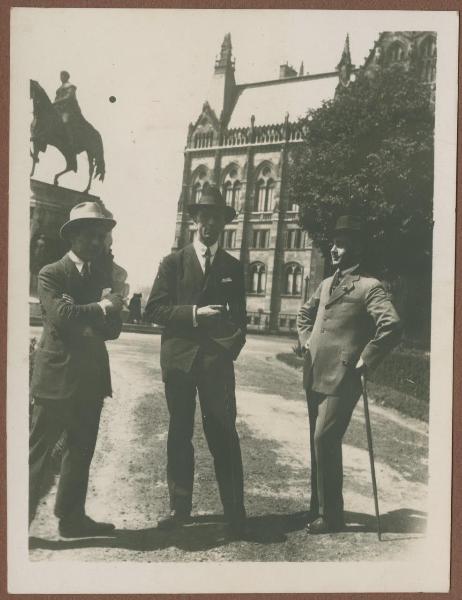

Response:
(297, 215), (401, 534)
(145, 187), (248, 538)
(29, 202), (124, 537)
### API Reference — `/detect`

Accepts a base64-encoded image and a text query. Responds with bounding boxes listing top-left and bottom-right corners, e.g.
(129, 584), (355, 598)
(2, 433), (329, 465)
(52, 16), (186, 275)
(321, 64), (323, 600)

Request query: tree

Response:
(289, 63), (434, 272)
(288, 62), (435, 344)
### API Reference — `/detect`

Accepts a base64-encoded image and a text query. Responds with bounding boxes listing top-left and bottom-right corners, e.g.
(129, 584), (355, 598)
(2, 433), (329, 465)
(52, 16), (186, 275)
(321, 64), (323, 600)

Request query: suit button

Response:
(321, 328), (326, 333)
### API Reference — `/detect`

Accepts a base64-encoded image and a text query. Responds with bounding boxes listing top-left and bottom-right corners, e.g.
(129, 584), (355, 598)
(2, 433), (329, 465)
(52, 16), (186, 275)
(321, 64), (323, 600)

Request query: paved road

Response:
(29, 329), (428, 562)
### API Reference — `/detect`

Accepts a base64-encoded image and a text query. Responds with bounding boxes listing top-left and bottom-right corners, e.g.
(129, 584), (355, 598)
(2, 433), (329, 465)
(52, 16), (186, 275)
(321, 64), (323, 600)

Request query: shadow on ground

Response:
(29, 508), (426, 554)
(344, 508), (427, 536)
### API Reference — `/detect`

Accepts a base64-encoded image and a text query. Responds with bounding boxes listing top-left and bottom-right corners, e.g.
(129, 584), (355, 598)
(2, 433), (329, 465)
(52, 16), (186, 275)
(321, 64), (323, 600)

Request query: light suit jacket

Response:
(297, 268), (401, 395)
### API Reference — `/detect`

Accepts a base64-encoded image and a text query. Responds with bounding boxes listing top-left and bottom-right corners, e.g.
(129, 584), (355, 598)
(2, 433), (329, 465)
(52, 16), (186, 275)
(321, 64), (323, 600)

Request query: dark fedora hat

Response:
(187, 186), (236, 224)
(60, 201), (116, 239)
(334, 215), (362, 233)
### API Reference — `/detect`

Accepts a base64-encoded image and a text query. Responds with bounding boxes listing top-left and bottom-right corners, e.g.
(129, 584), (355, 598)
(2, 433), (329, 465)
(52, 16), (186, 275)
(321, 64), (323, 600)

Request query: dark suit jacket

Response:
(31, 254), (123, 401)
(297, 268), (401, 395)
(145, 244), (247, 381)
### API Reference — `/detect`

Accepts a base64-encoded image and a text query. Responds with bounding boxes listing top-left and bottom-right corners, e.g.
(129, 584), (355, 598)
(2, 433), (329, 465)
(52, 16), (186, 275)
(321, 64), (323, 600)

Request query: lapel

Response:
(325, 272), (360, 308)
(62, 253), (83, 293)
(183, 243), (206, 290)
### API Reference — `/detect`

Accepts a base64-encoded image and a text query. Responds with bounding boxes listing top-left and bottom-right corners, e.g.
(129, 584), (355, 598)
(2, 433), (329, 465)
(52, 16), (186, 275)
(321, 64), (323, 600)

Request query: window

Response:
(289, 202), (299, 212)
(249, 262), (266, 294)
(252, 229), (269, 249)
(388, 41), (405, 63)
(190, 168), (210, 205)
(279, 317), (287, 328)
(286, 229), (302, 249)
(253, 164), (275, 211)
(191, 182), (202, 204)
(221, 229), (236, 249)
(420, 36), (436, 83)
(222, 166), (241, 211)
(284, 263), (303, 296)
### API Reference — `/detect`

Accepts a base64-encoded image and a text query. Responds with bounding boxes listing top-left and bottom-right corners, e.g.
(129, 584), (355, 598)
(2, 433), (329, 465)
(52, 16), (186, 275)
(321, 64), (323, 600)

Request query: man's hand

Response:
(62, 294), (75, 304)
(100, 293), (124, 314)
(196, 305), (224, 321)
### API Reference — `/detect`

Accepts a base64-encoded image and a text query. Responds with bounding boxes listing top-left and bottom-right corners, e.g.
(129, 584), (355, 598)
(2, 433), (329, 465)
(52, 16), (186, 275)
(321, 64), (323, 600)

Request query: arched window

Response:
(192, 182), (202, 204)
(222, 166), (241, 211)
(388, 41), (405, 63)
(223, 180), (233, 206)
(284, 263), (303, 296)
(254, 164), (275, 212)
(190, 168), (210, 205)
(249, 262), (266, 294)
(420, 36), (436, 83)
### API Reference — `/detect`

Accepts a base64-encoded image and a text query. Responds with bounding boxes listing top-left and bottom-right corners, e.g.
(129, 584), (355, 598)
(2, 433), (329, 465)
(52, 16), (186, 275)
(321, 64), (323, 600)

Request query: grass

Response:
(276, 347), (429, 423)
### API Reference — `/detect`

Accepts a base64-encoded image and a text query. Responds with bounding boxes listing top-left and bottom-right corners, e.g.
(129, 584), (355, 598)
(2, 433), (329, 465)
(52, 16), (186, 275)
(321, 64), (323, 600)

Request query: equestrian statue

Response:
(30, 71), (105, 194)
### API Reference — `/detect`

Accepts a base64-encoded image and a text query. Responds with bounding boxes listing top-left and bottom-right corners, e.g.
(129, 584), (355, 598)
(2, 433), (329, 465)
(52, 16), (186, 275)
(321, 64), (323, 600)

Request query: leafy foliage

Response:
(288, 63), (434, 277)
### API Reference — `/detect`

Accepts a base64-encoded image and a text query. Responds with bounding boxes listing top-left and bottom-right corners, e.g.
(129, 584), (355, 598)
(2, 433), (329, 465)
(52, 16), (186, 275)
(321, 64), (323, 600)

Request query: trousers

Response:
(164, 351), (245, 522)
(29, 394), (103, 524)
(307, 376), (362, 521)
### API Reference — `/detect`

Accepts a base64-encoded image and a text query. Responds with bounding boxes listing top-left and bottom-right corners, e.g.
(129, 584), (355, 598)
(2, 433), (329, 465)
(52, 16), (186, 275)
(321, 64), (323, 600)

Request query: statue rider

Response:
(54, 71), (81, 150)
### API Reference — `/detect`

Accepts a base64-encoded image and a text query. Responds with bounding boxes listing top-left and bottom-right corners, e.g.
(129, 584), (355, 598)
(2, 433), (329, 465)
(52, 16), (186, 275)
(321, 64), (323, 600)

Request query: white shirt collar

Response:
(67, 250), (88, 274)
(193, 238), (218, 258)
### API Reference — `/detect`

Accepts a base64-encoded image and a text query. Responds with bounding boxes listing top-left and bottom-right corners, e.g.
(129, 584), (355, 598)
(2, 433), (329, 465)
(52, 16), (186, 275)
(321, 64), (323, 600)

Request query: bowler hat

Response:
(334, 215), (362, 233)
(187, 186), (236, 224)
(60, 201), (116, 239)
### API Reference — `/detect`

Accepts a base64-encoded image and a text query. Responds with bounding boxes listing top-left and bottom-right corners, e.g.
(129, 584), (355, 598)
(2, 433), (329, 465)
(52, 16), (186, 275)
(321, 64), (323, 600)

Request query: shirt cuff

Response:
(192, 305), (198, 327)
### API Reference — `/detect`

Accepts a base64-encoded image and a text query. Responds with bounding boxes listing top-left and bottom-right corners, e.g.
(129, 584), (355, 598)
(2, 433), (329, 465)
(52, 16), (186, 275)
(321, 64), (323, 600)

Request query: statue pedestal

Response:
(29, 179), (103, 318)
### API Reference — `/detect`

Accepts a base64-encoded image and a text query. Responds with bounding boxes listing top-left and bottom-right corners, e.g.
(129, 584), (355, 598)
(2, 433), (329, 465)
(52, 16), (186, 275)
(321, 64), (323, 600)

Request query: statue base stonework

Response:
(29, 179), (104, 317)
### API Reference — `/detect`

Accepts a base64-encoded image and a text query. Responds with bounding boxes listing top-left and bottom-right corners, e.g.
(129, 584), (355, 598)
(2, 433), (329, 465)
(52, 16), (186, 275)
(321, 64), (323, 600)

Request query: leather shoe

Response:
(307, 516), (345, 534)
(59, 515), (115, 538)
(157, 510), (192, 530)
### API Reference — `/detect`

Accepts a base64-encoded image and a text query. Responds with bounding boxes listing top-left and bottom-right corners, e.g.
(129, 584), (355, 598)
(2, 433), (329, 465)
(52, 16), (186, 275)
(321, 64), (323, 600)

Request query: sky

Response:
(12, 8), (385, 291)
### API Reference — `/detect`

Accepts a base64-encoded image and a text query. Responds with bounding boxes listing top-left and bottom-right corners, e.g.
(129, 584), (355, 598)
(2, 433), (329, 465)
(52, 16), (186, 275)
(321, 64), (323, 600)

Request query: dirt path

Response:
(29, 330), (428, 562)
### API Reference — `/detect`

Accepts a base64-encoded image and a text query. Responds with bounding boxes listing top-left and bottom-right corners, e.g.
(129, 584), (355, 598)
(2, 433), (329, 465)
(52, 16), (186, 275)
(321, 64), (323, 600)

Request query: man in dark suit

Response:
(297, 215), (401, 534)
(145, 187), (247, 538)
(29, 202), (124, 537)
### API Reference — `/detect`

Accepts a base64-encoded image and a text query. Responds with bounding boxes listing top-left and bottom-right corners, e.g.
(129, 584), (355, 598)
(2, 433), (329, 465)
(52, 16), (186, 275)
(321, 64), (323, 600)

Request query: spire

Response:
(336, 34), (353, 87)
(215, 33), (235, 73)
(299, 61), (304, 76)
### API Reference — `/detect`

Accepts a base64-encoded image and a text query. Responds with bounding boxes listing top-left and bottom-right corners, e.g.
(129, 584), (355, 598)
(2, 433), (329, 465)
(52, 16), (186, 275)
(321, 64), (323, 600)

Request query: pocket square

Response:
(221, 277), (233, 283)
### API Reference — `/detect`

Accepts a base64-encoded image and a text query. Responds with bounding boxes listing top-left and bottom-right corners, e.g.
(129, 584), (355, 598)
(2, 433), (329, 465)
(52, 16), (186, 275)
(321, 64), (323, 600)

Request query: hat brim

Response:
(60, 216), (116, 239)
(187, 203), (236, 224)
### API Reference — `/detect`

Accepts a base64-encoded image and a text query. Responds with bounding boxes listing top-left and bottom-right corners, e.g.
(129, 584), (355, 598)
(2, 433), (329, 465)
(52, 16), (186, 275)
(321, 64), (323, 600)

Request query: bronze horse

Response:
(30, 80), (105, 194)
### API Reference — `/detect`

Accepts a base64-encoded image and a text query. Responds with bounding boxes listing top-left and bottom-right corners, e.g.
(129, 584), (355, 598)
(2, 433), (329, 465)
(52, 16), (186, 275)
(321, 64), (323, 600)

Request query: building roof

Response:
(227, 72), (339, 129)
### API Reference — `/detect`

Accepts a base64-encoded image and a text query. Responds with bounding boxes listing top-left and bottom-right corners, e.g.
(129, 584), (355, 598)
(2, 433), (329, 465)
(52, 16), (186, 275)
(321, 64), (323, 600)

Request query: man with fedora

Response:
(297, 215), (401, 534)
(145, 186), (248, 538)
(29, 201), (124, 537)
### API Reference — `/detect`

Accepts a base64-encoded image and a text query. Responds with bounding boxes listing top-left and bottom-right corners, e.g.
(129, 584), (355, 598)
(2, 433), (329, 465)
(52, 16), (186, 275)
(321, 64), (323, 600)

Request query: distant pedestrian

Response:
(297, 215), (401, 534)
(128, 293), (142, 324)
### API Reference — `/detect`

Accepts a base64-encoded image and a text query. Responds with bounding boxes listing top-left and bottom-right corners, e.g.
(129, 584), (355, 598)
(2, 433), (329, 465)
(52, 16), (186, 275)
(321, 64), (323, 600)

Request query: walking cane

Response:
(361, 373), (382, 541)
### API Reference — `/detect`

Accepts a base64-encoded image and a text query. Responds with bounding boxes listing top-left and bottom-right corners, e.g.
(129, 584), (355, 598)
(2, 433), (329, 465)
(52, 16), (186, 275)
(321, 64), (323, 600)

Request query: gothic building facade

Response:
(172, 31), (436, 333)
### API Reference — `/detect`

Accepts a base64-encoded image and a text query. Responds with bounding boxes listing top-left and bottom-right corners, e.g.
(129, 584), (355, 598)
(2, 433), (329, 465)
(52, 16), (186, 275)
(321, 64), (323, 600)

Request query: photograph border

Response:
(1, 0), (461, 598)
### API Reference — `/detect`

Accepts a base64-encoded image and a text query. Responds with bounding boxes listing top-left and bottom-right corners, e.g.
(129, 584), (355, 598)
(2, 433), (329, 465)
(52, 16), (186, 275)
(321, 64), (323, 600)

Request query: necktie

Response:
(204, 247), (212, 279)
(330, 270), (341, 295)
(81, 262), (90, 280)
